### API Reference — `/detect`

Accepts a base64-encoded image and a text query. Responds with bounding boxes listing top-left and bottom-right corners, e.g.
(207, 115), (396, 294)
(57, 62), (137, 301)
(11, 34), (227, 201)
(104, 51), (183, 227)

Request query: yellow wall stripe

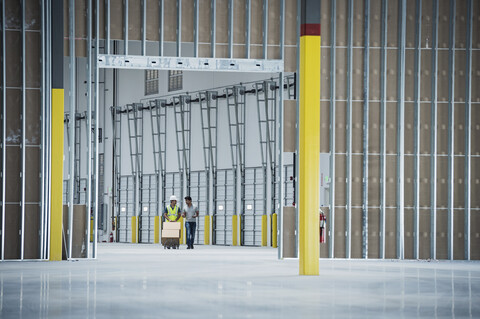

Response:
(232, 215), (238, 246)
(262, 215), (267, 246)
(49, 89), (64, 261)
(272, 213), (278, 248)
(154, 216), (160, 243)
(299, 35), (321, 275)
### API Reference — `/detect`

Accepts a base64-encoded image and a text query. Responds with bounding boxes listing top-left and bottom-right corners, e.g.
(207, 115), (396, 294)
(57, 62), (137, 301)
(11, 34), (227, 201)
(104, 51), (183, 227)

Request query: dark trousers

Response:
(185, 222), (196, 247)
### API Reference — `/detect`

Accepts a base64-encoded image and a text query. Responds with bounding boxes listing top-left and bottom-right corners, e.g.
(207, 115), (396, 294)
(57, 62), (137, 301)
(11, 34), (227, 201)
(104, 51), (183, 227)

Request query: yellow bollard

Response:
(262, 215), (267, 246)
(154, 216), (160, 244)
(131, 216), (137, 243)
(204, 215), (210, 245)
(232, 215), (238, 246)
(272, 213), (278, 248)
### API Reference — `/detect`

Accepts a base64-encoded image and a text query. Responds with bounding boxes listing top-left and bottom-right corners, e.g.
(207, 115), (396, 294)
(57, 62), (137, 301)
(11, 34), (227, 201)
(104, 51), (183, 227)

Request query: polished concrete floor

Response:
(1, 243), (479, 318)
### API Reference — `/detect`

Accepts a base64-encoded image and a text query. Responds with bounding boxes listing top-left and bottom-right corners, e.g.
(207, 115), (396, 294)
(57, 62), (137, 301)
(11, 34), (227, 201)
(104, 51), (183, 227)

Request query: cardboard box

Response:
(163, 222), (181, 230)
(161, 229), (180, 238)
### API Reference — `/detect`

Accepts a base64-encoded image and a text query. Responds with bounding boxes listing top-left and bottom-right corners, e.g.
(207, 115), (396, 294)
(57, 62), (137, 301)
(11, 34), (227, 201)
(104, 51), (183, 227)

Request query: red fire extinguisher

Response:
(319, 210), (326, 243)
(109, 232), (114, 243)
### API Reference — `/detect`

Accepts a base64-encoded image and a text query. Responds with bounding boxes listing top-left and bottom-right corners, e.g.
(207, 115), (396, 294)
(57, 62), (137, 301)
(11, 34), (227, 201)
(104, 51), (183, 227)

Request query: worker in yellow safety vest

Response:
(163, 195), (181, 222)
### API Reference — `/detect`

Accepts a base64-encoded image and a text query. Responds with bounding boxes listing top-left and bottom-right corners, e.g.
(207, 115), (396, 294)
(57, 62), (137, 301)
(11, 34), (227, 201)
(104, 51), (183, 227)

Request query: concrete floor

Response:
(1, 244), (479, 318)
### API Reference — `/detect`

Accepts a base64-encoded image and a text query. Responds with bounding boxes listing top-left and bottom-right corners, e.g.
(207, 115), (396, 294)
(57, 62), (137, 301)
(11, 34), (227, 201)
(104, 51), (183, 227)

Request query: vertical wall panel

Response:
(110, 0), (124, 40)
(369, 102), (380, 152)
(24, 205), (40, 259)
(321, 101), (330, 153)
(335, 155), (346, 205)
(128, 0), (141, 41)
(385, 208), (397, 258)
(454, 210), (465, 260)
(419, 210), (431, 259)
(351, 208), (362, 258)
(146, 0), (159, 41)
(163, 0), (176, 42)
(436, 209), (448, 259)
(368, 156), (380, 206)
(334, 208), (346, 258)
(368, 208), (380, 258)
(284, 0), (296, 46)
(404, 209), (414, 259)
(5, 205), (20, 259)
(472, 211), (480, 260)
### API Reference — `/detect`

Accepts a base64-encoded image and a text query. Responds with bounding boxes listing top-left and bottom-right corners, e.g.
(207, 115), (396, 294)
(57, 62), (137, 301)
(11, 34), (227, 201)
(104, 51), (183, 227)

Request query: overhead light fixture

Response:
(143, 207), (148, 212)
(121, 207), (126, 212)
(218, 205), (224, 211)
(246, 204), (253, 210)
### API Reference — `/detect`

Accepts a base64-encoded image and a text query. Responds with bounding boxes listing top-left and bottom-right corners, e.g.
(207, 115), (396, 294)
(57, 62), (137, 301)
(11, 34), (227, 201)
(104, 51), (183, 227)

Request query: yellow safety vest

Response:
(166, 205), (179, 222)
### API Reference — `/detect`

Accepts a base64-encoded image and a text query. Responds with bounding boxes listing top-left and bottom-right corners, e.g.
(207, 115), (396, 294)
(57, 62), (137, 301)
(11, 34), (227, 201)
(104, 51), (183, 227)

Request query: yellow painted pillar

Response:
(49, 89), (64, 261)
(272, 213), (278, 248)
(204, 215), (210, 245)
(232, 215), (238, 246)
(262, 215), (267, 246)
(299, 0), (321, 275)
(131, 216), (137, 243)
(154, 216), (160, 243)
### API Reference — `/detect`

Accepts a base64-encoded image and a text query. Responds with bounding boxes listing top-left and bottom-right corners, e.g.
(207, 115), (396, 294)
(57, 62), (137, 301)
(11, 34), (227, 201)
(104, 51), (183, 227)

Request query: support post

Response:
(299, 0), (320, 275)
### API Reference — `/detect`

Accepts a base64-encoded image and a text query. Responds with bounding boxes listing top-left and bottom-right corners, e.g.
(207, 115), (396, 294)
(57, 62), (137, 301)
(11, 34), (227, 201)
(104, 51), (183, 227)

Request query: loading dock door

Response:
(213, 169), (235, 245)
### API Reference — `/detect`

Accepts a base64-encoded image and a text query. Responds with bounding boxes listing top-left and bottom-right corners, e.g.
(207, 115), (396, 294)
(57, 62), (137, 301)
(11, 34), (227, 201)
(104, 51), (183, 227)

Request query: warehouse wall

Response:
(58, 0), (480, 258)
(1, 0), (43, 259)
(319, 0), (480, 260)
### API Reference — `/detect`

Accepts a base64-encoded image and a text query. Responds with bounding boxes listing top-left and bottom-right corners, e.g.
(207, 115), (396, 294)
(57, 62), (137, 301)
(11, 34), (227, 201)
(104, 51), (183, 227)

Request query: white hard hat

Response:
(169, 195), (177, 201)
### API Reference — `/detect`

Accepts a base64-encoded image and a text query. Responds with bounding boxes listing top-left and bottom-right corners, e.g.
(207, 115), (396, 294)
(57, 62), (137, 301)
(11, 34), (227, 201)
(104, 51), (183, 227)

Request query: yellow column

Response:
(154, 216), (160, 243)
(49, 89), (64, 261)
(299, 18), (321, 275)
(232, 215), (238, 246)
(131, 216), (137, 243)
(272, 213), (278, 248)
(262, 215), (267, 246)
(204, 215), (210, 245)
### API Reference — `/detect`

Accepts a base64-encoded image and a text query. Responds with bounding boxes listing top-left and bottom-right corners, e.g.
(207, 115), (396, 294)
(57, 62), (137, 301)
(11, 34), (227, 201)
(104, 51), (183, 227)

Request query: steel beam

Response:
(346, 0), (353, 259)
(464, 0), (472, 261)
(194, 0), (199, 57)
(413, 0), (422, 259)
(124, 0), (128, 55)
(245, 0), (251, 59)
(430, 0), (438, 260)
(105, 0), (110, 54)
(279, 0), (284, 60)
(86, 0), (93, 258)
(159, 0), (164, 56)
(67, 0), (76, 259)
(20, 0), (26, 259)
(142, 0), (146, 56)
(97, 55), (284, 72)
(40, 0), (46, 259)
(93, 0), (100, 258)
(228, 0), (233, 58)
(278, 73), (284, 259)
(211, 0), (216, 58)
(362, 0), (370, 259)
(447, 0), (456, 261)
(397, 0), (406, 260)
(177, 0), (182, 57)
(263, 0), (268, 59)
(379, 0), (388, 259)
(329, 0), (336, 259)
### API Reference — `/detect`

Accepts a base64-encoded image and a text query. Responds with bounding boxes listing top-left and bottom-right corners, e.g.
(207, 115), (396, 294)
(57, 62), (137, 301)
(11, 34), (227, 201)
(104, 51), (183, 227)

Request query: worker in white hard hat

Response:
(163, 195), (181, 222)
